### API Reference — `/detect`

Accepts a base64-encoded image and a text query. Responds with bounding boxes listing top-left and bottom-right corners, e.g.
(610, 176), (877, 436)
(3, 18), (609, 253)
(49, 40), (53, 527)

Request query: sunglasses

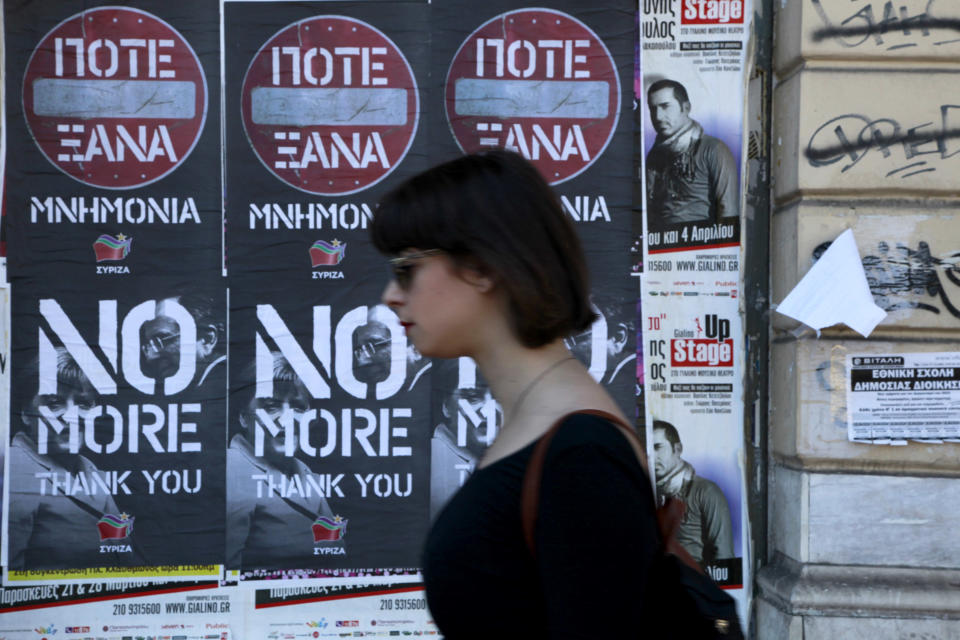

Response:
(141, 332), (180, 355)
(388, 249), (444, 289)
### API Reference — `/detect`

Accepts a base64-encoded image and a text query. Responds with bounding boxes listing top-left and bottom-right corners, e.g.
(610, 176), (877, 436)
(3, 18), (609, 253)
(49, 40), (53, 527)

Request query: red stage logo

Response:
(23, 7), (208, 189)
(681, 0), (745, 24)
(241, 16), (419, 196)
(445, 8), (620, 185)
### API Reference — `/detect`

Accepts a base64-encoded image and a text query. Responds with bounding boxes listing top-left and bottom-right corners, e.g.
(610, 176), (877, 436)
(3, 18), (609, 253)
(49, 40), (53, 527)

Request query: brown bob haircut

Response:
(371, 149), (597, 348)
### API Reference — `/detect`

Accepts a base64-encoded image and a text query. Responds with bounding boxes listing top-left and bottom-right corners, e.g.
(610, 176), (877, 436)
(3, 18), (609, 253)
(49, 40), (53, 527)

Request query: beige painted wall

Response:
(762, 0), (960, 636)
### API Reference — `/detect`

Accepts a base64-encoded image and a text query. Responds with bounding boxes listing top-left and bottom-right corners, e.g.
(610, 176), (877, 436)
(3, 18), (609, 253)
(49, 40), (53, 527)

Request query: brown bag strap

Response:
(520, 409), (647, 555)
(520, 410), (705, 575)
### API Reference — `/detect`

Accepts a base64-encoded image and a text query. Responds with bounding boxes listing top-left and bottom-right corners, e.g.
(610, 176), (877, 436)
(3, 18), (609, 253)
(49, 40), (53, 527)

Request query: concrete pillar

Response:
(760, 0), (960, 637)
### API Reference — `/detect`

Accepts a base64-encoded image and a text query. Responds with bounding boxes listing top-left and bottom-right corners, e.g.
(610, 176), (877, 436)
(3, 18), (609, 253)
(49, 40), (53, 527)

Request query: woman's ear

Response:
(465, 269), (496, 293)
(457, 259), (497, 293)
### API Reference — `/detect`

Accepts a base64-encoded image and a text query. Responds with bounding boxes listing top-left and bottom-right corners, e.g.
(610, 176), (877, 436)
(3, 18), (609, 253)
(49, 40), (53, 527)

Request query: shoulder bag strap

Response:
(520, 409), (646, 557)
(520, 410), (704, 575)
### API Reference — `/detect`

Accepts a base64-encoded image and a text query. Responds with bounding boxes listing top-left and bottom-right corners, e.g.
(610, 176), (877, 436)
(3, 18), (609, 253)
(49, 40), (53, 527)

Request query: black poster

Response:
(227, 278), (431, 576)
(223, 0), (432, 578)
(7, 277), (226, 568)
(3, 0), (222, 278)
(224, 1), (430, 277)
(431, 0), (639, 415)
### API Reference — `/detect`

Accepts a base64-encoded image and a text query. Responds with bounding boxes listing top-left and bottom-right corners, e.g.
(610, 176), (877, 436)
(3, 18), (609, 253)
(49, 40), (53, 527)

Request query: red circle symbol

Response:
(241, 16), (419, 196)
(445, 9), (620, 185)
(22, 7), (208, 189)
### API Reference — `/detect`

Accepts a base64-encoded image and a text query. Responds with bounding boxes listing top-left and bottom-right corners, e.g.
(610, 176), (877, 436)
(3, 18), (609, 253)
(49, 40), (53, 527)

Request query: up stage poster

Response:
(638, 0), (752, 620)
(3, 1), (222, 279)
(4, 277), (226, 571)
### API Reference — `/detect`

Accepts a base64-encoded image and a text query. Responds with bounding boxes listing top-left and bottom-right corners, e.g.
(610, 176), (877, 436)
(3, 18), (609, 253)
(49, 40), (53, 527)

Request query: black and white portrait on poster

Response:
(227, 285), (431, 576)
(6, 278), (226, 569)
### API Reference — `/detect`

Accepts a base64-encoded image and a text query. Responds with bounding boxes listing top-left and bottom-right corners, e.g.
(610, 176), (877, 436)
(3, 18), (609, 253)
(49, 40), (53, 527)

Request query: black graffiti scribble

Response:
(812, 17), (960, 42)
(804, 108), (960, 167)
(809, 0), (956, 44)
(813, 240), (960, 318)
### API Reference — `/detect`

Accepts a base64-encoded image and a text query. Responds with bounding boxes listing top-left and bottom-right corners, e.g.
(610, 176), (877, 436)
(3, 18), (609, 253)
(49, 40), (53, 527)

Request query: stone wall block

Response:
(773, 69), (960, 201)
(772, 202), (960, 332)
(775, 0), (960, 74)
(770, 339), (960, 473)
(808, 472), (960, 567)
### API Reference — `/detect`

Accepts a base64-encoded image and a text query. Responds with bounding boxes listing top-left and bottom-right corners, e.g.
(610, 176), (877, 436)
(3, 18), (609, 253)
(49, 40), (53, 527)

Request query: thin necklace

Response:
(510, 355), (576, 420)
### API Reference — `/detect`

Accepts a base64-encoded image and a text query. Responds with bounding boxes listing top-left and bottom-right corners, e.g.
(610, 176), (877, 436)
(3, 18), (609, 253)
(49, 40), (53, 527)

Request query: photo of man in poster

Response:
(645, 78), (739, 229)
(429, 367), (501, 518)
(354, 304), (430, 394)
(564, 295), (636, 387)
(7, 348), (143, 569)
(652, 420), (733, 566)
(226, 351), (343, 570)
(140, 293), (226, 398)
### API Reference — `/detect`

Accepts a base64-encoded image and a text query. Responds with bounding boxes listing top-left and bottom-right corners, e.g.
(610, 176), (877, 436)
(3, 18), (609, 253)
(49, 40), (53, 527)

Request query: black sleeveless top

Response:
(422, 413), (661, 639)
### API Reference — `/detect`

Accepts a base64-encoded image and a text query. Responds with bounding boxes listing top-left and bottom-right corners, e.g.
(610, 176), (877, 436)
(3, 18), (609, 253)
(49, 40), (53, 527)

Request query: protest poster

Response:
(227, 280), (430, 578)
(223, 0), (429, 278)
(3, 1), (222, 279)
(430, 0), (639, 452)
(4, 276), (226, 574)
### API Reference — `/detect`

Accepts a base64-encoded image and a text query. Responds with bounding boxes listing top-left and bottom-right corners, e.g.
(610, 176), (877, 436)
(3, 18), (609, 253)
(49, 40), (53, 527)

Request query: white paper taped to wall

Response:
(775, 229), (887, 337)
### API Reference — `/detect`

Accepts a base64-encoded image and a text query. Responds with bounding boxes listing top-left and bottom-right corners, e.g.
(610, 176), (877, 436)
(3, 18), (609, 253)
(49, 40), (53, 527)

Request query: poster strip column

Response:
(638, 0), (752, 620)
(224, 1), (431, 582)
(2, 1), (225, 583)
(430, 0), (639, 508)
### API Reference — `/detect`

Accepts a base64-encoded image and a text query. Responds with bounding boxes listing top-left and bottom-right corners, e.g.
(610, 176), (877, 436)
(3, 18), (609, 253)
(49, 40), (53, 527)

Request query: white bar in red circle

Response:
(32, 79), (196, 119)
(251, 87), (408, 126)
(454, 79), (608, 119)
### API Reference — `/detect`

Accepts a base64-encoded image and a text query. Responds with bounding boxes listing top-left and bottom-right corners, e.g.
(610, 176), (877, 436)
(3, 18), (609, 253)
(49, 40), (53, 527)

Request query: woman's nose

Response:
(381, 279), (404, 308)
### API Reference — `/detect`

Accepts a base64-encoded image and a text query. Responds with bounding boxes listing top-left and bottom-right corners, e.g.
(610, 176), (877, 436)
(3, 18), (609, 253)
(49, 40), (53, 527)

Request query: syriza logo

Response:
(98, 513), (135, 553)
(94, 233), (132, 274)
(310, 239), (346, 280)
(313, 516), (347, 556)
(98, 512), (134, 539)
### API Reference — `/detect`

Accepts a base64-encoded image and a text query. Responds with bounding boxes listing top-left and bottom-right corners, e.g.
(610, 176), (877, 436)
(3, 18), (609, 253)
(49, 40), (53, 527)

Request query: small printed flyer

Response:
(846, 352), (960, 443)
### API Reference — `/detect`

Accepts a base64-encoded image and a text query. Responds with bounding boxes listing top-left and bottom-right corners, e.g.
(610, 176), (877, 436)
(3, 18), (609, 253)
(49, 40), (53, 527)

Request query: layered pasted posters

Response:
(2, 1), (223, 277)
(3, 0), (661, 632)
(224, 0), (636, 581)
(2, 0), (225, 585)
(5, 277), (227, 573)
(638, 0), (752, 615)
(430, 0), (637, 520)
(224, 0), (431, 581)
